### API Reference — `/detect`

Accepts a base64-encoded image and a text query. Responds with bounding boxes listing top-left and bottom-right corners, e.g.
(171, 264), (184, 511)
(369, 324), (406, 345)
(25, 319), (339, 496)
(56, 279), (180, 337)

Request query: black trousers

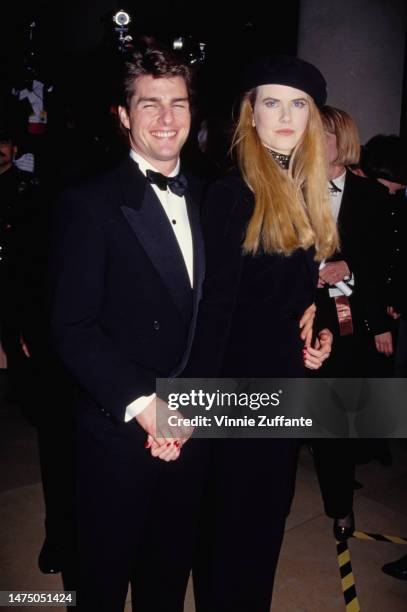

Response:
(311, 324), (394, 520)
(193, 438), (299, 612)
(74, 410), (210, 612)
(37, 411), (75, 559)
(311, 439), (355, 519)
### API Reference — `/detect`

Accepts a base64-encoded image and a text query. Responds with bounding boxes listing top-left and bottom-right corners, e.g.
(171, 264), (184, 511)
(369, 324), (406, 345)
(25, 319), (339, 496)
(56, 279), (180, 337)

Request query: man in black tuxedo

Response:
(0, 127), (44, 401)
(311, 106), (393, 542)
(49, 49), (207, 612)
(317, 109), (393, 375)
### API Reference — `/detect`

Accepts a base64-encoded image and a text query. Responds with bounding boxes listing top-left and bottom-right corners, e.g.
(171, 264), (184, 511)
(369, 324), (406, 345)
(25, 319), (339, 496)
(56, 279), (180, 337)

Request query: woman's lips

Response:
(276, 129), (295, 135)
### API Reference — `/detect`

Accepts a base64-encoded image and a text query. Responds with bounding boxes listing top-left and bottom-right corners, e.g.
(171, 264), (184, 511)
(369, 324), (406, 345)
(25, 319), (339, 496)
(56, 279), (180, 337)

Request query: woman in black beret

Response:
(184, 55), (337, 611)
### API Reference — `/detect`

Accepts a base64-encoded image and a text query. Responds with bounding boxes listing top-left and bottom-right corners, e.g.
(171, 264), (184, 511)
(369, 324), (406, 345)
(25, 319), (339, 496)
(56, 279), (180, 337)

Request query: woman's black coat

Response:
(185, 172), (319, 378)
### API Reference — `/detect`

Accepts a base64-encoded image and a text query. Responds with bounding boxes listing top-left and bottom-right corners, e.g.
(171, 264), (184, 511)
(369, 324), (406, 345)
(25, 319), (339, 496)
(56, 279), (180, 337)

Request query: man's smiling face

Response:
(119, 74), (191, 175)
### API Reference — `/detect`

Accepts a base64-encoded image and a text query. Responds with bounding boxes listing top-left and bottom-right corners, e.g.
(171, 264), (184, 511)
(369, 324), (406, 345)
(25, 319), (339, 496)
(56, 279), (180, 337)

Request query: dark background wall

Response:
(298, 0), (407, 142)
(0, 1), (300, 55)
(1, 0), (406, 141)
(0, 1), (300, 123)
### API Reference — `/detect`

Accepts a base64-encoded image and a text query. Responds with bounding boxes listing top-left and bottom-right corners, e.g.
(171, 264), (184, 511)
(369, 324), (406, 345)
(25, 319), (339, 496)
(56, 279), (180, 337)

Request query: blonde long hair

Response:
(320, 106), (360, 166)
(232, 90), (338, 260)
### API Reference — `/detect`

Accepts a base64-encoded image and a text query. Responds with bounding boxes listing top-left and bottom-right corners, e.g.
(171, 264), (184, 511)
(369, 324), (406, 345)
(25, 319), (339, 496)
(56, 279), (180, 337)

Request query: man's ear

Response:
(118, 106), (130, 130)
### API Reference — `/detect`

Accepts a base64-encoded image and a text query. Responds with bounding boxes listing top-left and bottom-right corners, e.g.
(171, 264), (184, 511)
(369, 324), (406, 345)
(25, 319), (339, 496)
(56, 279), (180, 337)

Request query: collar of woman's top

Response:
(266, 147), (290, 169)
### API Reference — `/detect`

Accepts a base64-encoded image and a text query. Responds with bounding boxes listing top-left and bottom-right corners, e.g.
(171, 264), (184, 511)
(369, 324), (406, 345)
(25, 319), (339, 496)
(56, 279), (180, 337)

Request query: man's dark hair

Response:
(120, 48), (192, 110)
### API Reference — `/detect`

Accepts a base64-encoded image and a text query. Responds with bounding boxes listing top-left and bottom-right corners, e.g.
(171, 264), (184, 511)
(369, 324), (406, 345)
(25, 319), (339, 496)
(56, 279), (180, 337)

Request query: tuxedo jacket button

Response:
(153, 320), (160, 330)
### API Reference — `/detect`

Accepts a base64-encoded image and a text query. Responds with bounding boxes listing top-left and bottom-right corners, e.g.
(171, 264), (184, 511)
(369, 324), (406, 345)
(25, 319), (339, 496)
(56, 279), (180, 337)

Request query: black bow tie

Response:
(146, 169), (188, 197)
(329, 180), (342, 194)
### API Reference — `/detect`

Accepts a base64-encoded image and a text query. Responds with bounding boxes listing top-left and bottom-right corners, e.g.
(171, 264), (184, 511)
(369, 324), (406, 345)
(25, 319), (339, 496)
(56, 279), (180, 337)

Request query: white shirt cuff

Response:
(124, 393), (156, 422)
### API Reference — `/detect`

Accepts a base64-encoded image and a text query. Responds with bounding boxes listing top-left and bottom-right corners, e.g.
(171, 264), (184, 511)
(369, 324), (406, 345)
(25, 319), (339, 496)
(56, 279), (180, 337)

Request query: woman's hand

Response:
(303, 328), (332, 370)
(299, 303), (316, 347)
(136, 397), (193, 461)
(146, 434), (182, 462)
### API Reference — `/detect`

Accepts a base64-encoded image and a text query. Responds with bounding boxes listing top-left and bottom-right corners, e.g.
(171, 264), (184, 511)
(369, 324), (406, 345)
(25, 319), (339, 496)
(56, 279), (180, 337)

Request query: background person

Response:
(359, 134), (407, 376)
(311, 106), (395, 543)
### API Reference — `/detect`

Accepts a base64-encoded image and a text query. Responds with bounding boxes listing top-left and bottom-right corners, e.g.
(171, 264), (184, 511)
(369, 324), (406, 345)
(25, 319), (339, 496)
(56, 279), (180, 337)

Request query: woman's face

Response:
(252, 84), (310, 154)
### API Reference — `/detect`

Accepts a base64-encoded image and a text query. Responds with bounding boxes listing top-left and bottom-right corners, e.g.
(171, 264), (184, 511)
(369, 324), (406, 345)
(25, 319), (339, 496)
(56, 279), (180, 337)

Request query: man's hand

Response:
(135, 396), (193, 462)
(374, 331), (393, 356)
(300, 303), (316, 347)
(303, 328), (333, 370)
(319, 261), (350, 287)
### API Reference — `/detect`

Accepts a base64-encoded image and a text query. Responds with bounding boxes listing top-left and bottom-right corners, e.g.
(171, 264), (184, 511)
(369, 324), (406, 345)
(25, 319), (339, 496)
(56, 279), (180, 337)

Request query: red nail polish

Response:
(144, 441), (150, 449)
(166, 442), (171, 447)
(174, 441), (180, 447)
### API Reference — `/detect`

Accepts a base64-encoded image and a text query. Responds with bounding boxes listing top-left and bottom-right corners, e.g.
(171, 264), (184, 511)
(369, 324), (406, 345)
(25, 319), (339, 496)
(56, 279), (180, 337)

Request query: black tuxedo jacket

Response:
(49, 155), (205, 423)
(381, 189), (407, 316)
(316, 170), (390, 337)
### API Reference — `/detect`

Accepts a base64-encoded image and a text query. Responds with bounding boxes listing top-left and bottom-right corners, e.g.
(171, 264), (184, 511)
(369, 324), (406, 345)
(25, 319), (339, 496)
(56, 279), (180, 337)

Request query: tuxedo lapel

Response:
(185, 176), (205, 304)
(336, 170), (359, 260)
(117, 157), (192, 324)
(171, 176), (206, 376)
(337, 170), (351, 230)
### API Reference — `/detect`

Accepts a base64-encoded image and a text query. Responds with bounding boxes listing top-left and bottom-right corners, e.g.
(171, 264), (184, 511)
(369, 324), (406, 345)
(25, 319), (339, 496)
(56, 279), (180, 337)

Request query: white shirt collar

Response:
(331, 169), (347, 190)
(129, 149), (180, 178)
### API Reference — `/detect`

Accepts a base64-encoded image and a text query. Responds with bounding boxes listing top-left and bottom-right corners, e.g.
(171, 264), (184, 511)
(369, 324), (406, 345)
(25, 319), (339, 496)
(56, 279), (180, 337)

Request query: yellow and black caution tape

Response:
(352, 530), (407, 545)
(336, 539), (361, 612)
(335, 530), (407, 610)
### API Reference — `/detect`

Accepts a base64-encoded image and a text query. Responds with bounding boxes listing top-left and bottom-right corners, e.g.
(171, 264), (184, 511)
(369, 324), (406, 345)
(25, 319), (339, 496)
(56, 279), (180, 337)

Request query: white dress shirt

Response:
(125, 150), (193, 421)
(327, 170), (354, 297)
(329, 170), (346, 223)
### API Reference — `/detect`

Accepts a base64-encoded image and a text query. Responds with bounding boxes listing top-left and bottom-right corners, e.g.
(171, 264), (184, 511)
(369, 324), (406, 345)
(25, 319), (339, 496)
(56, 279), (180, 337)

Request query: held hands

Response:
(303, 328), (333, 370)
(318, 261), (350, 287)
(135, 396), (193, 462)
(145, 434), (181, 462)
(299, 303), (316, 347)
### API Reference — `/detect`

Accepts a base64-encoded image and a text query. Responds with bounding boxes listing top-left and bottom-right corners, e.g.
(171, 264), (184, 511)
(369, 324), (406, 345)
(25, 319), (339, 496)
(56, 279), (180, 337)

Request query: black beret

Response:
(243, 54), (327, 107)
